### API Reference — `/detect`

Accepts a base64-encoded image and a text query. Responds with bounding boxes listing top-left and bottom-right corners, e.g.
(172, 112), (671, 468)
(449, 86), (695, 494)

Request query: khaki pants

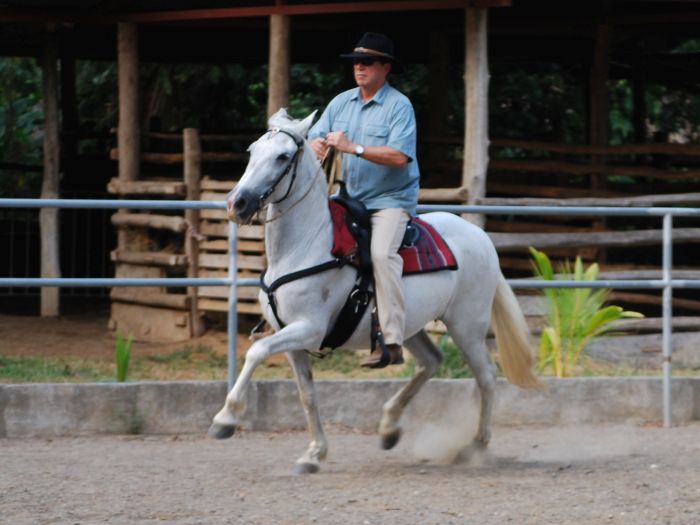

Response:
(370, 208), (410, 346)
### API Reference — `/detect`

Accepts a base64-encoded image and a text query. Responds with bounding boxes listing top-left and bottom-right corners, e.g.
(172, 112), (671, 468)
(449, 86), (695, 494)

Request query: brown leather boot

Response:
(360, 343), (404, 369)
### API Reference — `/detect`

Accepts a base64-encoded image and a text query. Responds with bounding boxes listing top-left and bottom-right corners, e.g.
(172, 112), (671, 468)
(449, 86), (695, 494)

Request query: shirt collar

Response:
(351, 82), (390, 105)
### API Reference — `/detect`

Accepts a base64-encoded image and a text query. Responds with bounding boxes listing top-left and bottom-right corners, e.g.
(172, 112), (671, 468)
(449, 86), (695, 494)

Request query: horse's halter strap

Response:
(257, 127), (304, 208)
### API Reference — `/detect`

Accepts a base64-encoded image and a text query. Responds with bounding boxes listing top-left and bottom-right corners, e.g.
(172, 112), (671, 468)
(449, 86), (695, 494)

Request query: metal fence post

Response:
(662, 213), (673, 428)
(227, 221), (238, 392)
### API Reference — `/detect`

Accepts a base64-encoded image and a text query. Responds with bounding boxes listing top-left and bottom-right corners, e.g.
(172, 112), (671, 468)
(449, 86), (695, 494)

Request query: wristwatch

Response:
(354, 144), (365, 157)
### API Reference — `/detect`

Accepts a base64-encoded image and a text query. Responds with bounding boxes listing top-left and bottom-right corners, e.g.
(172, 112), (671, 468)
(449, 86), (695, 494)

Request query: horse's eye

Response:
(277, 153), (290, 161)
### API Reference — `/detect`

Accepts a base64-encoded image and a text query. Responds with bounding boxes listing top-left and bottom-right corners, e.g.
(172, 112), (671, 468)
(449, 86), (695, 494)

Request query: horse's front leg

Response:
(286, 350), (327, 474)
(378, 330), (442, 450)
(208, 320), (323, 439)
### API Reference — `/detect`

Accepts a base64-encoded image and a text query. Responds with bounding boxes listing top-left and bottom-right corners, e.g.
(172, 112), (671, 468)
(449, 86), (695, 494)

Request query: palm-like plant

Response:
(115, 334), (134, 382)
(529, 247), (643, 377)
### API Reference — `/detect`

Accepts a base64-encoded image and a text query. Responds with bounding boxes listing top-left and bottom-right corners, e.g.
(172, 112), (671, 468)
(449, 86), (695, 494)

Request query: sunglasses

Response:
(352, 58), (379, 66)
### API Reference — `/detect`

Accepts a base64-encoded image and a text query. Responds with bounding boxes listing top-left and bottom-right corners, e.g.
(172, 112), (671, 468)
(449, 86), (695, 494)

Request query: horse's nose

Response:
(234, 195), (248, 213)
(227, 189), (256, 223)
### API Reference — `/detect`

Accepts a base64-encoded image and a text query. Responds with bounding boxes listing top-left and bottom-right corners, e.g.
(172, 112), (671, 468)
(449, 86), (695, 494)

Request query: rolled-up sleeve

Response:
(385, 103), (417, 163)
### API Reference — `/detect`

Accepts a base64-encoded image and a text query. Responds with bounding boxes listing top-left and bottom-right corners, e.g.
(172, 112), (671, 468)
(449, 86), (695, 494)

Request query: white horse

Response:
(209, 109), (541, 474)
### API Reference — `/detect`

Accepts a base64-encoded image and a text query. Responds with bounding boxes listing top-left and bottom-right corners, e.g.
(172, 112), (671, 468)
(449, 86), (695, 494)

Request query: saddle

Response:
(256, 186), (458, 359)
(321, 190), (458, 351)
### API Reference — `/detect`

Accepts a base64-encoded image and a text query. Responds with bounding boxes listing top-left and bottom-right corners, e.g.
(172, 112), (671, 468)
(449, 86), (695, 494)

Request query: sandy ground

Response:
(1, 424), (699, 525)
(0, 312), (251, 360)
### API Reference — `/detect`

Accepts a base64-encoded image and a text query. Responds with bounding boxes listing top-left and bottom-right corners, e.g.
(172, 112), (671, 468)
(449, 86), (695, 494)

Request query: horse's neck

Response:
(264, 150), (333, 275)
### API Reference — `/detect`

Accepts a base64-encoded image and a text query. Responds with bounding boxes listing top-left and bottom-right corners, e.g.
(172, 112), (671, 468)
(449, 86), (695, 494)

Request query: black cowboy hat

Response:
(340, 32), (403, 73)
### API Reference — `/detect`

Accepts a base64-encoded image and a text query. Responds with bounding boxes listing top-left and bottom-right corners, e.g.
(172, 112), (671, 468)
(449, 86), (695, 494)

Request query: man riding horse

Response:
(309, 32), (419, 368)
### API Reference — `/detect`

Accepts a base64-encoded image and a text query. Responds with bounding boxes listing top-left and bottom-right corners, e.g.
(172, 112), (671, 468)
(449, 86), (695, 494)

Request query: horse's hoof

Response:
(381, 429), (402, 450)
(207, 423), (236, 439)
(292, 462), (320, 475)
(454, 441), (489, 464)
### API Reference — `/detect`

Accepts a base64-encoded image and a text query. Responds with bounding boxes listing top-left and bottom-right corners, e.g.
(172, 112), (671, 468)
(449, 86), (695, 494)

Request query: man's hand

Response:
(309, 137), (329, 161)
(324, 131), (354, 154)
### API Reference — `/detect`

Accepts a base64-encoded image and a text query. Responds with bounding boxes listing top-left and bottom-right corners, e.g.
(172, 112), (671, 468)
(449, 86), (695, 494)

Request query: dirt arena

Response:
(1, 423), (699, 525)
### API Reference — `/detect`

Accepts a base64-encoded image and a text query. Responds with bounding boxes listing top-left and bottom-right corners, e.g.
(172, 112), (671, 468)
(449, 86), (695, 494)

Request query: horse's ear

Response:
(268, 107), (290, 128)
(296, 110), (318, 138)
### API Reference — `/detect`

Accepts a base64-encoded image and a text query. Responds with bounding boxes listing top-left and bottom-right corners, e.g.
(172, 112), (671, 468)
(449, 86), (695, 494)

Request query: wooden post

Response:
(118, 23), (140, 183)
(267, 13), (290, 118)
(589, 24), (612, 260)
(40, 30), (61, 317)
(184, 128), (206, 337)
(117, 23), (140, 251)
(462, 8), (490, 228)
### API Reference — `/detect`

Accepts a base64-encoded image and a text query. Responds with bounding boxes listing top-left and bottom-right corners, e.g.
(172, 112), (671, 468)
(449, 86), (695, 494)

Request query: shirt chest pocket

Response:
(364, 123), (390, 147)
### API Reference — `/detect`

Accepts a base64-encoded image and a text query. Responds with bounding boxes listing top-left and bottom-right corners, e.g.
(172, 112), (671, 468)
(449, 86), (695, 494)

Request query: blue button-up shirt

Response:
(309, 82), (420, 215)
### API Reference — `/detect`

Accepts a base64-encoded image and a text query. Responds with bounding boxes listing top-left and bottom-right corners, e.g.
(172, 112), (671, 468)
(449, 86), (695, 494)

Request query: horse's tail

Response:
(491, 272), (544, 389)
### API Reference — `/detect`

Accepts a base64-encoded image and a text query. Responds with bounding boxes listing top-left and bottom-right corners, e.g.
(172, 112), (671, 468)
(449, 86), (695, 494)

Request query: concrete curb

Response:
(1, 377), (699, 438)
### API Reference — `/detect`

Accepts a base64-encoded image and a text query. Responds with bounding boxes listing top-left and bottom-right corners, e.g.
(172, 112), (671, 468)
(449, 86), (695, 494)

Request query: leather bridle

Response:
(256, 127), (305, 209)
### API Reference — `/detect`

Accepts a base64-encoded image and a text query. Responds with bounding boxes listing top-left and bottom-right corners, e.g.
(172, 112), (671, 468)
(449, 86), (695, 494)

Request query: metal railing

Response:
(1, 198), (699, 427)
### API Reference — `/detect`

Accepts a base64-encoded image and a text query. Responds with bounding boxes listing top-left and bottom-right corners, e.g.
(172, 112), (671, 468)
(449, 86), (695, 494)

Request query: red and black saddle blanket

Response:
(329, 200), (458, 275)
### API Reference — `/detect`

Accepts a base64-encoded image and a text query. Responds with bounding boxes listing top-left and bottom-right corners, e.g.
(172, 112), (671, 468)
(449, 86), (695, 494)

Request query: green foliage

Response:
(0, 57), (44, 197)
(609, 80), (635, 144)
(115, 334), (134, 382)
(0, 354), (113, 382)
(529, 247), (643, 377)
(490, 65), (585, 144)
(75, 60), (117, 152)
(288, 65), (345, 119)
(311, 349), (362, 374)
(401, 335), (473, 379)
(146, 344), (226, 368)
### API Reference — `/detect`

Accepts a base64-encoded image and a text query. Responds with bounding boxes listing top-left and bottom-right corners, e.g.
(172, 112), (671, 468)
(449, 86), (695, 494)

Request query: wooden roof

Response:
(1, 0), (700, 85)
(0, 1), (510, 23)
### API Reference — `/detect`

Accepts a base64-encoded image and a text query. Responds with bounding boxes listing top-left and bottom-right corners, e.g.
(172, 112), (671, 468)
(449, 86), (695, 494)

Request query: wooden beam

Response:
(200, 222), (264, 239)
(484, 182), (624, 199)
(40, 29), (61, 317)
(198, 298), (262, 315)
(110, 288), (190, 309)
(419, 186), (469, 202)
(490, 228), (700, 252)
(202, 177), (237, 192)
(107, 178), (187, 195)
(609, 292), (700, 312)
(111, 212), (187, 232)
(478, 192), (700, 207)
(489, 139), (700, 157)
(110, 149), (246, 164)
(110, 249), (188, 267)
(488, 159), (700, 181)
(267, 13), (290, 117)
(462, 7), (490, 227)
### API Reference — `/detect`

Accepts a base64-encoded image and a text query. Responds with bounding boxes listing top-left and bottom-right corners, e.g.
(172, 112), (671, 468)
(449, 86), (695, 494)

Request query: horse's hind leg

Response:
(286, 350), (327, 474)
(378, 329), (442, 450)
(444, 318), (497, 453)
